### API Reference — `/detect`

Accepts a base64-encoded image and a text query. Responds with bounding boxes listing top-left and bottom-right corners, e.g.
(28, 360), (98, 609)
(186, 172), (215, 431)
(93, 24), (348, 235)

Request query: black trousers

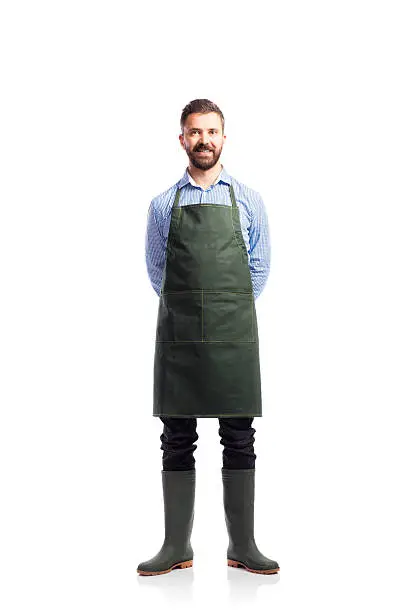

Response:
(159, 417), (257, 471)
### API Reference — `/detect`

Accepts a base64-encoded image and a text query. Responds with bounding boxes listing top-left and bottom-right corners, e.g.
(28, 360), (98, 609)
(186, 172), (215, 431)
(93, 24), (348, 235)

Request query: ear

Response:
(179, 134), (185, 149)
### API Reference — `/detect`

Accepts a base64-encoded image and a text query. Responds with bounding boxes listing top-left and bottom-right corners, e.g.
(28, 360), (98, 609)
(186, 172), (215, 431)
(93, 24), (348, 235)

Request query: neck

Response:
(187, 162), (223, 189)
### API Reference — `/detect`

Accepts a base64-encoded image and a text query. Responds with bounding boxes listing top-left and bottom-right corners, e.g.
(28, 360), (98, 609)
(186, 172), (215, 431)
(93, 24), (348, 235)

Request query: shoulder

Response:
(150, 181), (181, 221)
(228, 175), (266, 216)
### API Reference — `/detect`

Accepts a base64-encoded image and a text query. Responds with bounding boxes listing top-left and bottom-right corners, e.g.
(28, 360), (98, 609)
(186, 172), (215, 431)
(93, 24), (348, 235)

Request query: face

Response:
(179, 112), (226, 170)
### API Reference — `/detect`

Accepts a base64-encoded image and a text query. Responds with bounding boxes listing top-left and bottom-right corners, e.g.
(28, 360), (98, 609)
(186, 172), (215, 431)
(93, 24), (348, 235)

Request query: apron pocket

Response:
(157, 291), (203, 342)
(203, 291), (254, 342)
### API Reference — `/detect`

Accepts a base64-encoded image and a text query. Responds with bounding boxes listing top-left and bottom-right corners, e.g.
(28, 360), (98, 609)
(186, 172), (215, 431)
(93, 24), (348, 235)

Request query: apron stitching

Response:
(156, 340), (256, 343)
(252, 293), (254, 341)
(229, 203), (241, 254)
(201, 289), (204, 342)
(161, 290), (252, 294)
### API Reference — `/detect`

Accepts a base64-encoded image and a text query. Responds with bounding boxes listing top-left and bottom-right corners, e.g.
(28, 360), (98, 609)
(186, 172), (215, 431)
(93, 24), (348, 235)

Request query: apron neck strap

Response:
(228, 183), (237, 208)
(173, 186), (181, 208)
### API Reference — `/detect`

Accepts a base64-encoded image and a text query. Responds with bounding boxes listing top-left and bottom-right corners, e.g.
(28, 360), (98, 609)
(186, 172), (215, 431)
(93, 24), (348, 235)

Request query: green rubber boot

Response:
(222, 468), (280, 574)
(137, 469), (195, 576)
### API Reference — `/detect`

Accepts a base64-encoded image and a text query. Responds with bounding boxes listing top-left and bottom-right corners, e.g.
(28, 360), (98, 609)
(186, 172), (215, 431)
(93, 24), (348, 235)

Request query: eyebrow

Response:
(187, 127), (219, 131)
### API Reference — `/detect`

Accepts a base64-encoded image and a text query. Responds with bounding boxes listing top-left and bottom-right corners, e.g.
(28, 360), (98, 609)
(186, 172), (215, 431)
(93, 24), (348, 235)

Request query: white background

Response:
(1, 0), (415, 610)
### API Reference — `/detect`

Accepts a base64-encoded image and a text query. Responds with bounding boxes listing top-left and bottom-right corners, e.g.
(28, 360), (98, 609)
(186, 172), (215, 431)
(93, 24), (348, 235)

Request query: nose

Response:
(200, 131), (210, 145)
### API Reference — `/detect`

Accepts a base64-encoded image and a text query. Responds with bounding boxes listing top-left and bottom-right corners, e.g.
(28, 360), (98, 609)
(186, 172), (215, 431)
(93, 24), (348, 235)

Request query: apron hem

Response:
(153, 413), (262, 418)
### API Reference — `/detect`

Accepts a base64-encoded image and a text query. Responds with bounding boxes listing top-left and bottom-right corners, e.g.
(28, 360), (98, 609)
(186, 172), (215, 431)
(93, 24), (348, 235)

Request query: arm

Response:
(145, 199), (167, 297)
(248, 192), (271, 299)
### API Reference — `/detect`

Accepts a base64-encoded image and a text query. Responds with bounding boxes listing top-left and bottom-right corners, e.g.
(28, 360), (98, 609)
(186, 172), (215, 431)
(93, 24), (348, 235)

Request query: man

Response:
(137, 99), (279, 576)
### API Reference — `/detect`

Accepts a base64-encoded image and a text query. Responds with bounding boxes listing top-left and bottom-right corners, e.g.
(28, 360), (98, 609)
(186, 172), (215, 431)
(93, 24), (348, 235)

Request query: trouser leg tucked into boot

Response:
(137, 469), (195, 576)
(222, 468), (280, 574)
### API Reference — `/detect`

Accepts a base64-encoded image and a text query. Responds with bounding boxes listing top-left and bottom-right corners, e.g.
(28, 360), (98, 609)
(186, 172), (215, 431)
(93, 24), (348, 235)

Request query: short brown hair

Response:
(180, 99), (225, 134)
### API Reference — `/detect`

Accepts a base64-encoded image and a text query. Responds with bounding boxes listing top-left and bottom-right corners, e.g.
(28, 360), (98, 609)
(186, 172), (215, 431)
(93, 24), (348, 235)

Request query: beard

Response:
(186, 144), (222, 170)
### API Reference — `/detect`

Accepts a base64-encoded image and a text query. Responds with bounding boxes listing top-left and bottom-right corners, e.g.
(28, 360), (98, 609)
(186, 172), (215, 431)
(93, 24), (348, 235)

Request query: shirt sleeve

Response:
(248, 191), (271, 299)
(145, 199), (167, 297)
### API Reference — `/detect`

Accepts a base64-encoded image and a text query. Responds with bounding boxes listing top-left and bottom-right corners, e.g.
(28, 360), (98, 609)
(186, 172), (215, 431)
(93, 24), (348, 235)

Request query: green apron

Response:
(153, 181), (262, 418)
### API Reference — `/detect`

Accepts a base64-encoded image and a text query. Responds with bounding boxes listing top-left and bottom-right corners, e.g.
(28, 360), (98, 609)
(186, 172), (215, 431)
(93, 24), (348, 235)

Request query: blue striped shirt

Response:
(145, 165), (271, 299)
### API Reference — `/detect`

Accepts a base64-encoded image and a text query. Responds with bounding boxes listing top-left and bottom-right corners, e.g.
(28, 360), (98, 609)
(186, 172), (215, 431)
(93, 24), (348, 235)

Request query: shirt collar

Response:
(177, 165), (231, 189)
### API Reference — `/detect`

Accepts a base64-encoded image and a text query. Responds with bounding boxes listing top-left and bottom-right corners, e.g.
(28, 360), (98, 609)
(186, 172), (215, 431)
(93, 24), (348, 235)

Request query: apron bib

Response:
(153, 182), (262, 417)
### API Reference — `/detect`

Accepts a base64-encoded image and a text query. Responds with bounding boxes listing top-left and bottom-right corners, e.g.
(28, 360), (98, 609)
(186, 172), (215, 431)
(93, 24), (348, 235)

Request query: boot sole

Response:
(137, 559), (193, 576)
(227, 559), (280, 574)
